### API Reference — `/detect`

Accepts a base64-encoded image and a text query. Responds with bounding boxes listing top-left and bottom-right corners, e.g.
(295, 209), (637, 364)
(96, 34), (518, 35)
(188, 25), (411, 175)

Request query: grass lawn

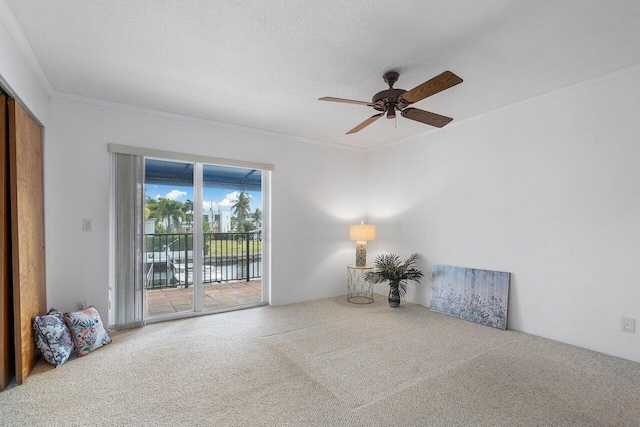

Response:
(206, 238), (262, 256)
(146, 234), (262, 257)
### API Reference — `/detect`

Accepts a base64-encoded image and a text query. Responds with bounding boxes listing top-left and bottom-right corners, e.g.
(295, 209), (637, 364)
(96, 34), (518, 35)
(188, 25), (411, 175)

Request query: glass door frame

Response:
(143, 157), (269, 323)
(193, 162), (204, 312)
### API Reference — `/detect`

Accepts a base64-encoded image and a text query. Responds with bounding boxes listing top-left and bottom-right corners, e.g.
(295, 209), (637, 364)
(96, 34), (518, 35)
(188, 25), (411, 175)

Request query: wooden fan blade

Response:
(319, 97), (373, 106)
(346, 113), (384, 134)
(400, 71), (463, 104)
(401, 108), (453, 128)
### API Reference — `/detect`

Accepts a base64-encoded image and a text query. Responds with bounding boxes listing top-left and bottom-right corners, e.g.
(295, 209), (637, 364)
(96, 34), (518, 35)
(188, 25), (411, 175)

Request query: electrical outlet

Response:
(621, 317), (636, 333)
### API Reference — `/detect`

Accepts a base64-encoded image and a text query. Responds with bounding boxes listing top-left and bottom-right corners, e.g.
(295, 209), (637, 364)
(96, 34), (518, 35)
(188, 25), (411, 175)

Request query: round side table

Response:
(347, 265), (374, 304)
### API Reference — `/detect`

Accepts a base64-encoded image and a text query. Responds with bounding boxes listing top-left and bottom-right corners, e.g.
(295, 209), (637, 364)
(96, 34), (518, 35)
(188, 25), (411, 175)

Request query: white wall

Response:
(367, 65), (640, 362)
(44, 97), (366, 322)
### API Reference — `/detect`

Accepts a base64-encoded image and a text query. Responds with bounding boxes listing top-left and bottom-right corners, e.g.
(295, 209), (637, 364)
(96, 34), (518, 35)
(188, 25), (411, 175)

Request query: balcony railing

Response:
(144, 231), (262, 290)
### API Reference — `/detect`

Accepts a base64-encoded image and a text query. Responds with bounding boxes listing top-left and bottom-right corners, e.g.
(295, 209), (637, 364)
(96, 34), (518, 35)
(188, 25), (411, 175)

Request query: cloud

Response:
(219, 191), (238, 207)
(203, 200), (219, 211)
(164, 190), (187, 200)
(202, 191), (252, 212)
(219, 191), (251, 207)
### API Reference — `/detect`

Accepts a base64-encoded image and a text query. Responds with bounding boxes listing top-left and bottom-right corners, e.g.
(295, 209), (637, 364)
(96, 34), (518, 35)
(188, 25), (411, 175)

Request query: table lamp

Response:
(349, 223), (376, 267)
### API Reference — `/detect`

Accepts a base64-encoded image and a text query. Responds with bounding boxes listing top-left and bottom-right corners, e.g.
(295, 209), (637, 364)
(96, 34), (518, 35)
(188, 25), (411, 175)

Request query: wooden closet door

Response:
(9, 99), (46, 385)
(0, 94), (14, 390)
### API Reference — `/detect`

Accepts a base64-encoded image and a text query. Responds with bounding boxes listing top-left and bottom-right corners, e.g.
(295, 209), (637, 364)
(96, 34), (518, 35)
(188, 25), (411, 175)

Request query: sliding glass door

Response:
(200, 164), (263, 310)
(144, 159), (195, 317)
(143, 159), (263, 320)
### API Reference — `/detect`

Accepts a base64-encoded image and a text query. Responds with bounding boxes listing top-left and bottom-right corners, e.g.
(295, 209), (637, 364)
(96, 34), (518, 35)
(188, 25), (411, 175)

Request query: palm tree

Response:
(251, 208), (262, 229)
(146, 196), (158, 216)
(145, 197), (163, 232)
(183, 199), (193, 226)
(231, 191), (251, 232)
(155, 198), (186, 232)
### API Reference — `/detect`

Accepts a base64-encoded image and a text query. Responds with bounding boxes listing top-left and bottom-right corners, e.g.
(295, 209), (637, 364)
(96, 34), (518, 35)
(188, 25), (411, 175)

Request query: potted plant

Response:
(365, 253), (423, 308)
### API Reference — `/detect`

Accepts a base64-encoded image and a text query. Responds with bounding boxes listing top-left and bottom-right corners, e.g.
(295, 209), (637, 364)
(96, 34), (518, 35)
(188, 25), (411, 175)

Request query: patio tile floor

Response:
(145, 279), (262, 317)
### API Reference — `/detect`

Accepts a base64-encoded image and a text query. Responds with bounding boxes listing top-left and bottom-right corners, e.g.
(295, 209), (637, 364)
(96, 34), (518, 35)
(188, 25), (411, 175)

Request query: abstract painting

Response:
(430, 264), (510, 330)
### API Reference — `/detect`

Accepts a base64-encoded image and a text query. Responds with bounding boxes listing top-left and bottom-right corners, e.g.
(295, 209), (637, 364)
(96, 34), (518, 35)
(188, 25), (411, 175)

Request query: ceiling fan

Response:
(319, 70), (463, 134)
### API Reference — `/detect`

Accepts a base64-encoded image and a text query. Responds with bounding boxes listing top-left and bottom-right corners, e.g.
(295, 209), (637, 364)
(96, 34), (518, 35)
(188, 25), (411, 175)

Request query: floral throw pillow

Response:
(63, 306), (111, 357)
(32, 308), (75, 367)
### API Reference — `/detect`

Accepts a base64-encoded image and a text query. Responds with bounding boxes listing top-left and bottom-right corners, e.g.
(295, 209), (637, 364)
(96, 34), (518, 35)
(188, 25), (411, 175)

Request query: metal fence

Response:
(144, 231), (262, 289)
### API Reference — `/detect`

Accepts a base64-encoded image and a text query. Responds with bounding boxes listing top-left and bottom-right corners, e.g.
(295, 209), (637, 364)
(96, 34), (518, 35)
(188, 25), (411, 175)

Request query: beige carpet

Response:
(1, 296), (639, 426)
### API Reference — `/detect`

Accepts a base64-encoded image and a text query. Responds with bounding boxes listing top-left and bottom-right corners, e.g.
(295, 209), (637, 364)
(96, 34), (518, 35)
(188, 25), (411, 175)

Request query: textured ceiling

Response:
(5, 0), (640, 149)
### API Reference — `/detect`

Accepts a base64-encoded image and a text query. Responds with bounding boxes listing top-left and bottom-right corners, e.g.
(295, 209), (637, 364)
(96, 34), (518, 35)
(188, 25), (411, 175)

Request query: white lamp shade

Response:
(349, 224), (376, 241)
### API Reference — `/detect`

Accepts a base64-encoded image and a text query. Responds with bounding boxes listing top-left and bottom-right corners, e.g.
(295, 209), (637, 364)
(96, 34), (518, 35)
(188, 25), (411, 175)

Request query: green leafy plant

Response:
(365, 253), (424, 300)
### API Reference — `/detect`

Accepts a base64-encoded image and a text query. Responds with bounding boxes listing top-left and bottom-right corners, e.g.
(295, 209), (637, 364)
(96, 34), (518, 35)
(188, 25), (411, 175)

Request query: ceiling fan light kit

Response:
(320, 70), (463, 134)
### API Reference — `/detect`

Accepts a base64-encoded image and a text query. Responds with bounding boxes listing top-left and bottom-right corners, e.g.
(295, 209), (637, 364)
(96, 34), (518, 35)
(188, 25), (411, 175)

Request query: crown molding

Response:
(50, 90), (366, 152)
(0, 0), (53, 95)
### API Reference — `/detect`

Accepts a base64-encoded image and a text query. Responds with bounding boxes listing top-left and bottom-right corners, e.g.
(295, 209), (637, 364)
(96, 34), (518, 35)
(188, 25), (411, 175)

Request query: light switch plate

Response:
(82, 219), (93, 232)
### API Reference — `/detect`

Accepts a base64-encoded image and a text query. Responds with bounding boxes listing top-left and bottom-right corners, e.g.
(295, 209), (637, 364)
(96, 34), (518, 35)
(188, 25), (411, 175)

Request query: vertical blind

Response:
(112, 153), (145, 329)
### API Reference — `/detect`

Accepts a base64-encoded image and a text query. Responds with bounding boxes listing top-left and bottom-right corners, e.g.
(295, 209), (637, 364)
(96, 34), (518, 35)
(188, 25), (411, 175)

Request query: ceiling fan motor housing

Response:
(372, 88), (409, 115)
(373, 70), (410, 117)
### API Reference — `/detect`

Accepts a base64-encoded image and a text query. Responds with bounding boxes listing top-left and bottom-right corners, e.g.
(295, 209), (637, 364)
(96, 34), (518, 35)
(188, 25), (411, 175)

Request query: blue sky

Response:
(146, 184), (262, 214)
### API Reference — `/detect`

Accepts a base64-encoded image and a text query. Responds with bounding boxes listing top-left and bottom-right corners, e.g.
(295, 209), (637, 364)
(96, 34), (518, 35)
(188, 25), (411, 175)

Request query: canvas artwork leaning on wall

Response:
(430, 264), (510, 330)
